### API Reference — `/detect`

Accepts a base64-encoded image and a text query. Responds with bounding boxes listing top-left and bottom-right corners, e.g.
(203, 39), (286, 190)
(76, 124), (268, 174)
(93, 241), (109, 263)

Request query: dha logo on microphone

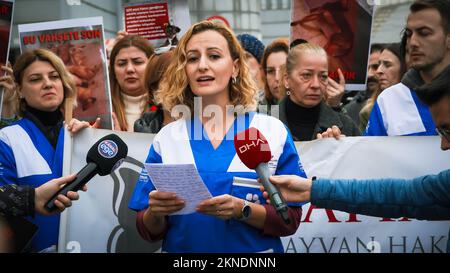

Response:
(98, 140), (118, 158)
(238, 138), (268, 153)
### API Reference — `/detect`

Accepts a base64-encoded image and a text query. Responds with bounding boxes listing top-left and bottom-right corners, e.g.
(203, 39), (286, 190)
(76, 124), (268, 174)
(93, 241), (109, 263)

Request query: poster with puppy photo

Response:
(18, 17), (113, 129)
(290, 0), (374, 90)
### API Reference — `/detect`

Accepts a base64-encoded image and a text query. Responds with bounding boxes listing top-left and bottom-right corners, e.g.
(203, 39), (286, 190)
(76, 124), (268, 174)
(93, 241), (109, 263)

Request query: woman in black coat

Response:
(279, 43), (360, 141)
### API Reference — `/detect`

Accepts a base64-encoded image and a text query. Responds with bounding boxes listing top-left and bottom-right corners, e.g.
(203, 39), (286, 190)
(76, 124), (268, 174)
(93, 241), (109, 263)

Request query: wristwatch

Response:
(237, 200), (252, 221)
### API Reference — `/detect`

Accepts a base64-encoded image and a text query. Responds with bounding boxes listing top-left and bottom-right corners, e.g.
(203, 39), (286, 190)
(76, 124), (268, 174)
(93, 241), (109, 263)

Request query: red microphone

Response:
(234, 127), (290, 224)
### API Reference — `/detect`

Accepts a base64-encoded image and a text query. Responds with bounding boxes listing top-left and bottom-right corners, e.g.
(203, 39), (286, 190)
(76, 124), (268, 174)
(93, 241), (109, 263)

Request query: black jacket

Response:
(279, 97), (361, 141)
(0, 184), (34, 218)
(343, 90), (370, 125)
(134, 108), (164, 134)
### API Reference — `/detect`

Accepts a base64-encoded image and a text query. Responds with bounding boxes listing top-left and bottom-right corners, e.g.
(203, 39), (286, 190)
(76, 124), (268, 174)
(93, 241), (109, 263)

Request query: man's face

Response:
(405, 8), (450, 73)
(429, 96), (450, 150)
(366, 51), (380, 93)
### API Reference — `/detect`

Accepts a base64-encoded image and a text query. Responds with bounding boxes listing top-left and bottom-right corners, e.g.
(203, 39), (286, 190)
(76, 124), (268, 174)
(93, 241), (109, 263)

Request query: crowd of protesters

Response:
(0, 0), (448, 253)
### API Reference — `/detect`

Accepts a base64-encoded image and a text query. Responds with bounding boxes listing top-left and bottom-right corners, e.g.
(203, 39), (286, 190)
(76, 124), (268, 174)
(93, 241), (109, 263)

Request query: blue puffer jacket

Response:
(312, 169), (450, 252)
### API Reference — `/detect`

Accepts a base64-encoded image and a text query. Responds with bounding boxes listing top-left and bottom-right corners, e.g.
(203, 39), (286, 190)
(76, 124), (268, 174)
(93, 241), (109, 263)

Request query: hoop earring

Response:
(286, 90), (291, 96)
(232, 77), (236, 85)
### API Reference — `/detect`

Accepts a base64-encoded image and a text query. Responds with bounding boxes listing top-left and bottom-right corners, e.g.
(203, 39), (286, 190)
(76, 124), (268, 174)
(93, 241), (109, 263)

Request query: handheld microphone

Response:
(45, 134), (128, 211)
(234, 127), (291, 224)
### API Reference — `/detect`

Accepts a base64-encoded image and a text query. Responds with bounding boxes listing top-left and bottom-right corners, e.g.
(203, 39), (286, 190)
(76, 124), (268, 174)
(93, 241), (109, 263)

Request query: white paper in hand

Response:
(144, 163), (212, 215)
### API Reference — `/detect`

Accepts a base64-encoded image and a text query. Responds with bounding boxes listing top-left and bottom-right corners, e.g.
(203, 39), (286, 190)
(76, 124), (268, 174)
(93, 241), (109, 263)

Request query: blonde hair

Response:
(13, 48), (77, 117)
(286, 43), (328, 76)
(155, 20), (257, 115)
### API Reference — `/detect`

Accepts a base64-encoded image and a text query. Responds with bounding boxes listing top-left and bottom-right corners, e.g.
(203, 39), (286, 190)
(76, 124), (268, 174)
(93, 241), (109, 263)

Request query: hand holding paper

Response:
(145, 164), (212, 215)
(148, 190), (185, 217)
(197, 194), (241, 220)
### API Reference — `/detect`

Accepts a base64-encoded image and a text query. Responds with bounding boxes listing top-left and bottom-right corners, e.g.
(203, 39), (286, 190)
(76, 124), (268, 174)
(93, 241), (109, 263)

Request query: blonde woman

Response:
(279, 43), (360, 141)
(0, 49), (92, 252)
(129, 21), (306, 253)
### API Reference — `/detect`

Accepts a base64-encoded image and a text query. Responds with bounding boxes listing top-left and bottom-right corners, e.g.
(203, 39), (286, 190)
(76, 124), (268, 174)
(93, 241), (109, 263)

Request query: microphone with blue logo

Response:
(45, 134), (128, 211)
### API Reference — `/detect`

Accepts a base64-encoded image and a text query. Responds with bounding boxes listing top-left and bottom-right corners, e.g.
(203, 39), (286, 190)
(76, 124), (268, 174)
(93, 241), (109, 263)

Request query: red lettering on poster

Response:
(0, 5), (9, 14)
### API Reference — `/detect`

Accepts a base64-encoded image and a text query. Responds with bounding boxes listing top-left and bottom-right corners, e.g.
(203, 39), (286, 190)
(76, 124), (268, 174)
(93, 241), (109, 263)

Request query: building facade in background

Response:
(9, 0), (413, 60)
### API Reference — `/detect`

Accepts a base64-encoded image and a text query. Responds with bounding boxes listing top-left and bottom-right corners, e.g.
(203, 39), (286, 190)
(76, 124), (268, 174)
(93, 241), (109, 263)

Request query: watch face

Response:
(242, 203), (252, 217)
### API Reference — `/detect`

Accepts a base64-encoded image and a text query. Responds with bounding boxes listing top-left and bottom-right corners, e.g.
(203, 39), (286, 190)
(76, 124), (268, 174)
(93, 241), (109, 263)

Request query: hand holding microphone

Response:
(45, 134), (128, 212)
(234, 128), (291, 224)
(261, 175), (313, 203)
(35, 174), (87, 216)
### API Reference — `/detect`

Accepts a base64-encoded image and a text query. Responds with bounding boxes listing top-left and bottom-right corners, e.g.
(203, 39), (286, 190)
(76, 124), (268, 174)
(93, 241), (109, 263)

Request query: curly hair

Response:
(155, 20), (257, 116)
(13, 48), (77, 117)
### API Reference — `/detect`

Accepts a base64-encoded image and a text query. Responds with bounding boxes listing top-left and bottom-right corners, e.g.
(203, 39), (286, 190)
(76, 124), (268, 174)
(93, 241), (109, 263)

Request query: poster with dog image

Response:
(18, 17), (113, 129)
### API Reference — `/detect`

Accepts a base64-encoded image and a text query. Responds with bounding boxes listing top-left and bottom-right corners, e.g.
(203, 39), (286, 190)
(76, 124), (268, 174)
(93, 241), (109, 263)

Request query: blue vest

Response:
(129, 112), (306, 253)
(364, 83), (436, 136)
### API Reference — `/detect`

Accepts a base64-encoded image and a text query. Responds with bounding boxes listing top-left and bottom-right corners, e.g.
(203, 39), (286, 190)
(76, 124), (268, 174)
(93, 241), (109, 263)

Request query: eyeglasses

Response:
(436, 127), (450, 142)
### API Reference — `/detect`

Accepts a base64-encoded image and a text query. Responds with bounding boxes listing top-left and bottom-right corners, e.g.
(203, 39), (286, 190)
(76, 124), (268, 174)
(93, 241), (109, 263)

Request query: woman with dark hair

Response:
(109, 35), (154, 131)
(359, 43), (407, 132)
(260, 37), (289, 113)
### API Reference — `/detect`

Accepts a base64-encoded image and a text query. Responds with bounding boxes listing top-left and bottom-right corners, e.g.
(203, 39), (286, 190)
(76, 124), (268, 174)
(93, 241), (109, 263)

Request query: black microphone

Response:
(45, 134), (128, 211)
(234, 127), (291, 224)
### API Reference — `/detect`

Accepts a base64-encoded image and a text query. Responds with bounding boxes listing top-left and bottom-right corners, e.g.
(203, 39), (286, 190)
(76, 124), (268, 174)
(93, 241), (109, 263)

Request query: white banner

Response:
(59, 129), (449, 253)
(283, 137), (449, 253)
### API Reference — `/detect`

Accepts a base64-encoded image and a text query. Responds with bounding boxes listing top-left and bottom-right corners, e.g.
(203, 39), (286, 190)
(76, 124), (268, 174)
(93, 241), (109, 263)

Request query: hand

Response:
(35, 174), (87, 216)
(0, 64), (17, 117)
(91, 117), (101, 128)
(197, 194), (240, 220)
(0, 65), (16, 97)
(325, 68), (345, 108)
(66, 118), (92, 135)
(105, 30), (128, 58)
(112, 112), (122, 131)
(316, 125), (345, 140)
(147, 190), (185, 217)
(116, 30), (128, 40)
(259, 175), (312, 203)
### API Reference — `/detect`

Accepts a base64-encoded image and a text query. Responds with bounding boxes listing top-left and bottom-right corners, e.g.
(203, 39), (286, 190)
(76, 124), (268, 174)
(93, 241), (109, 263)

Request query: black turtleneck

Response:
(286, 96), (320, 141)
(24, 106), (63, 149)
